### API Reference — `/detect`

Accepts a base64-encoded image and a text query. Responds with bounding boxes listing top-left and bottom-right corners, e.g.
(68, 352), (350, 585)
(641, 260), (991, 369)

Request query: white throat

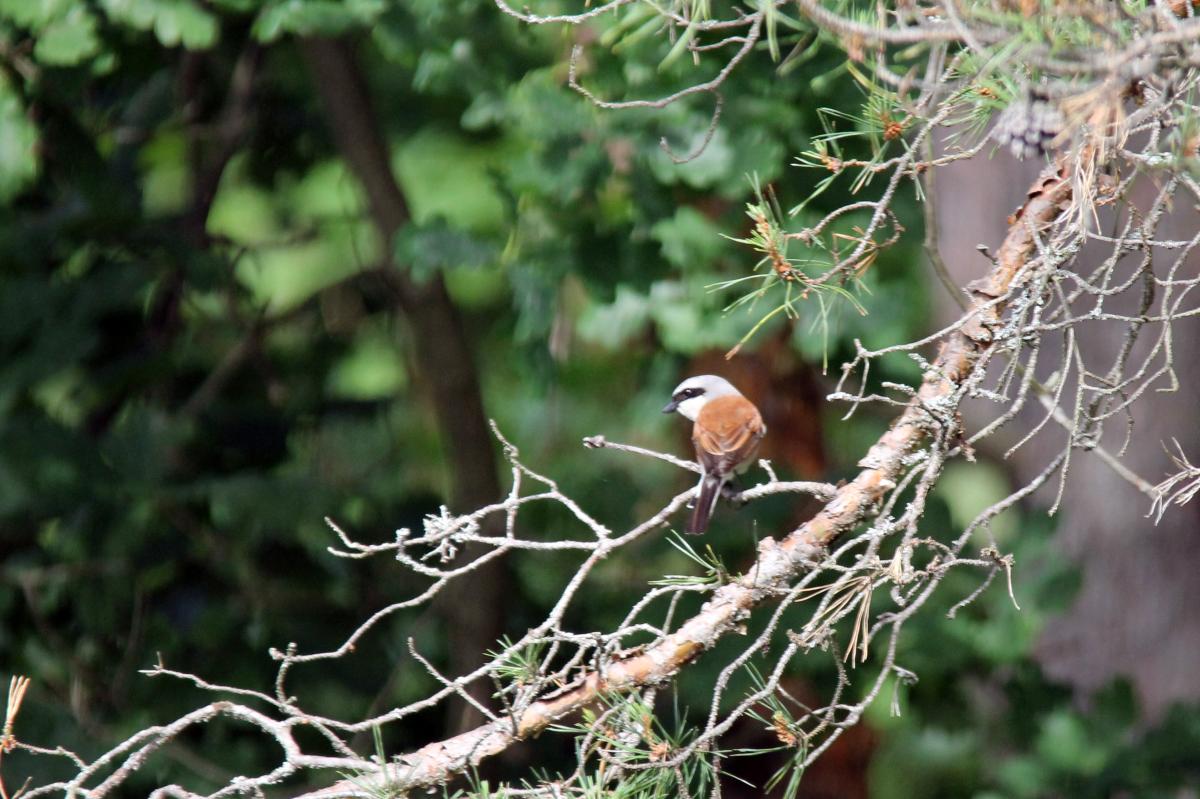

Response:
(675, 394), (707, 422)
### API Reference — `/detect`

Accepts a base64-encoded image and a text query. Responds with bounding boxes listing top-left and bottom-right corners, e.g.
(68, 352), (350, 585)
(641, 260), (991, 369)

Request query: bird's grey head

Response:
(662, 375), (742, 422)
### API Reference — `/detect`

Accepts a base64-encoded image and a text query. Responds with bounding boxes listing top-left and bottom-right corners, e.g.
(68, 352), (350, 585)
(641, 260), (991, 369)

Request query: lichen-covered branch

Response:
(291, 160), (1073, 799)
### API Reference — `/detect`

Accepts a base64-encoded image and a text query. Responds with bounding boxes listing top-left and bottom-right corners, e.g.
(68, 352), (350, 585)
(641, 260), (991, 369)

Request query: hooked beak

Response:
(662, 399), (678, 414)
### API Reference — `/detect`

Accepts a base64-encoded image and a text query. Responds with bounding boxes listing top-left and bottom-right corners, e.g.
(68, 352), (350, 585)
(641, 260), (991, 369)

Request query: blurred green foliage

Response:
(1, 0), (1197, 796)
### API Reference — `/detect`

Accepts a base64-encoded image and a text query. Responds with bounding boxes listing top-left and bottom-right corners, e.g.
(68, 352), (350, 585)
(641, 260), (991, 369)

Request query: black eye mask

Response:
(663, 387), (704, 413)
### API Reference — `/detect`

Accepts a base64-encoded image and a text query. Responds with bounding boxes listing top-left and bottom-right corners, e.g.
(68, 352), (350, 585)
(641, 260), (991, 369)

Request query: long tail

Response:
(687, 474), (724, 535)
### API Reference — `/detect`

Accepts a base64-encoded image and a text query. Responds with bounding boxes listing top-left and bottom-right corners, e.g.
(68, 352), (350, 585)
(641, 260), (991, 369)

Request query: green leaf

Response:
(138, 131), (189, 216)
(650, 206), (728, 270)
(208, 0), (257, 10)
(648, 125), (735, 190)
(159, 1), (218, 48)
(935, 461), (1019, 543)
(99, 0), (219, 49)
(393, 220), (499, 282)
(576, 286), (651, 349)
(288, 159), (366, 220)
(34, 7), (102, 66)
(996, 755), (1051, 799)
(394, 129), (508, 231)
(101, 406), (177, 485)
(0, 0), (71, 28)
(460, 92), (507, 132)
(251, 0), (385, 41)
(1036, 712), (1107, 776)
(0, 79), (39, 201)
(235, 240), (367, 313)
(506, 70), (595, 140)
(207, 180), (282, 245)
(326, 326), (407, 400)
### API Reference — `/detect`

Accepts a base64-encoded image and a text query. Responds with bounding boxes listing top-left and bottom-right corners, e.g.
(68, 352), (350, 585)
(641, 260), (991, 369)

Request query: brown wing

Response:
(692, 395), (765, 477)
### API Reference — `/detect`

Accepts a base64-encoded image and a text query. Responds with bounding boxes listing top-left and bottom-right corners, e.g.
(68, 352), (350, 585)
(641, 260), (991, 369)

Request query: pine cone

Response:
(991, 91), (1065, 160)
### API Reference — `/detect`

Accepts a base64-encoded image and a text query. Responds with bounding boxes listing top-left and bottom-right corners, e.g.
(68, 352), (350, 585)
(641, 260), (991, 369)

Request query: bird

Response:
(662, 375), (767, 535)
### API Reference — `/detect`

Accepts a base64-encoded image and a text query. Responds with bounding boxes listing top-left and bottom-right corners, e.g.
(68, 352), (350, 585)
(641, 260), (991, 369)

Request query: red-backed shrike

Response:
(662, 375), (767, 534)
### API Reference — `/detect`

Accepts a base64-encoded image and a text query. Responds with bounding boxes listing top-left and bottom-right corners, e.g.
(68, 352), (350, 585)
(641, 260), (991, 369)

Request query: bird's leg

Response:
(721, 477), (750, 507)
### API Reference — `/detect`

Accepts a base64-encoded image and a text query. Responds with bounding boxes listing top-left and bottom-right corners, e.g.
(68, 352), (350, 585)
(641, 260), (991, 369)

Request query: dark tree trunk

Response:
(301, 36), (509, 733)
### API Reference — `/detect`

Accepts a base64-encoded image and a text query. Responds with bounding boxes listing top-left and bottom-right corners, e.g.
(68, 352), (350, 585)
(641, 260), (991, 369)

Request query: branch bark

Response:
(296, 163), (1075, 797)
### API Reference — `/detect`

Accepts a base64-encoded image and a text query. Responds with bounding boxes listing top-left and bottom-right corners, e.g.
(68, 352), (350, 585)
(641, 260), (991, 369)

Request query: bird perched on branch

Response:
(663, 375), (766, 534)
